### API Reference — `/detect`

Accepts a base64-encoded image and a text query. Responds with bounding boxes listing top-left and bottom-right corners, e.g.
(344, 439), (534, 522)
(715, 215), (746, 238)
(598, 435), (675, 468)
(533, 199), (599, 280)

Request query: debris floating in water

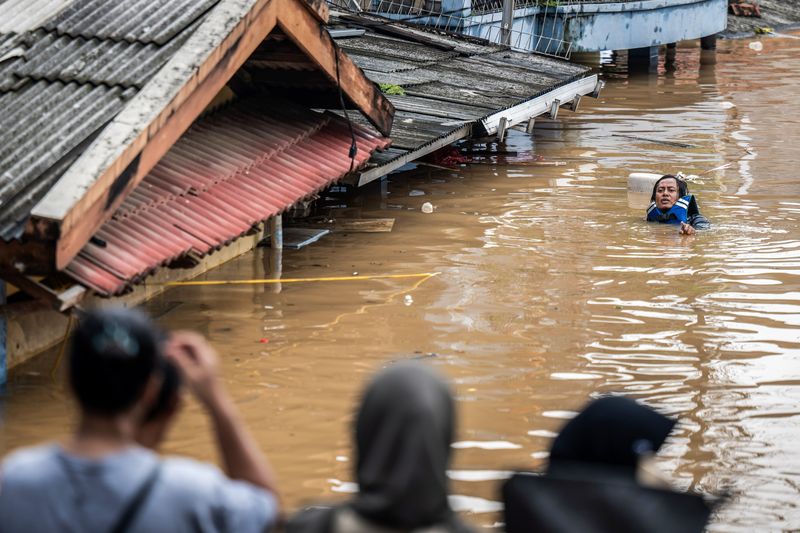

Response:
(421, 202), (434, 213)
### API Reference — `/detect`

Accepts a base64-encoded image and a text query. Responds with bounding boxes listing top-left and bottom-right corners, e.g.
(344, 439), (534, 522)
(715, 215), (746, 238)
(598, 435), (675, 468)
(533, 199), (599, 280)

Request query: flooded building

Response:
(331, 12), (599, 186)
(0, 0), (394, 376)
(0, 0), (599, 377)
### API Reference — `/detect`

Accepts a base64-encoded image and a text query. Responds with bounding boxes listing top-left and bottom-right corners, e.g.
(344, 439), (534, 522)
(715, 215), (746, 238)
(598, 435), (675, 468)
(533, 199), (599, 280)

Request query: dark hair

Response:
(650, 174), (688, 202)
(69, 307), (163, 415)
(144, 359), (182, 422)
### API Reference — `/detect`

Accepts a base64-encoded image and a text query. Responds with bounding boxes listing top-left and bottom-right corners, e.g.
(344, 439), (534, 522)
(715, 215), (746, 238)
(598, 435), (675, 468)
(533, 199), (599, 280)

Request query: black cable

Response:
(334, 48), (358, 172)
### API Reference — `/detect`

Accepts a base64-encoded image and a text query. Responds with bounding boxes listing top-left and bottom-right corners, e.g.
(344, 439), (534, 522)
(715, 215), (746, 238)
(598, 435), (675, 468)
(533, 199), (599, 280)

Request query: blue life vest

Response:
(646, 195), (697, 225)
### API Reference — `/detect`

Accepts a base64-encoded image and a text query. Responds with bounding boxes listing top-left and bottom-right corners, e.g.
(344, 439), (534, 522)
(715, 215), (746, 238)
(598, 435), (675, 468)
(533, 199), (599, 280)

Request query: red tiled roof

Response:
(65, 100), (389, 295)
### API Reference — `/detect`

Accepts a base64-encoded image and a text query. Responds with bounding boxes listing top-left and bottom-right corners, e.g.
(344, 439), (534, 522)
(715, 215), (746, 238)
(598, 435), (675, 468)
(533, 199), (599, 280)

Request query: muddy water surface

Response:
(4, 35), (800, 530)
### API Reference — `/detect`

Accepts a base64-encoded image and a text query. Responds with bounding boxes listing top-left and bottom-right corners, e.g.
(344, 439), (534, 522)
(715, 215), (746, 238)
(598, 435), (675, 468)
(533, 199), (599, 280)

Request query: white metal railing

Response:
(326, 0), (574, 59)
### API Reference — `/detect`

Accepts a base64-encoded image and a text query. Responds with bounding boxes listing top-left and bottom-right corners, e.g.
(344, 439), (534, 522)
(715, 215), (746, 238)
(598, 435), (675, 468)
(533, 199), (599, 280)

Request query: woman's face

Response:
(655, 178), (680, 210)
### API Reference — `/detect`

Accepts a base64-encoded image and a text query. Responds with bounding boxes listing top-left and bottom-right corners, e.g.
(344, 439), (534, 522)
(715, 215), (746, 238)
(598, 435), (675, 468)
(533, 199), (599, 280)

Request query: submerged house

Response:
(327, 12), (599, 187)
(0, 0), (393, 374)
(0, 0), (601, 377)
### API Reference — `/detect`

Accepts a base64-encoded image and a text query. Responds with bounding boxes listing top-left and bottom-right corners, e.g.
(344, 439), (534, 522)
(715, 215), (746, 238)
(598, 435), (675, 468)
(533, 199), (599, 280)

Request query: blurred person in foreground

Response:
(646, 174), (710, 235)
(503, 396), (715, 533)
(0, 307), (279, 533)
(287, 361), (475, 533)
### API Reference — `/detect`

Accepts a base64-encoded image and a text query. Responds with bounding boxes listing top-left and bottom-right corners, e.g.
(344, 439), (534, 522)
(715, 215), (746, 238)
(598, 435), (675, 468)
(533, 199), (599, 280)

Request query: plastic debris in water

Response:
(748, 41), (763, 51)
(421, 202), (434, 213)
(404, 295), (413, 306)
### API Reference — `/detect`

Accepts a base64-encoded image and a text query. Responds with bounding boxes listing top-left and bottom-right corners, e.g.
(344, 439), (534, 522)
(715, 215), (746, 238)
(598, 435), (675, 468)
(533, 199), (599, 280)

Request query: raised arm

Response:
(165, 332), (279, 498)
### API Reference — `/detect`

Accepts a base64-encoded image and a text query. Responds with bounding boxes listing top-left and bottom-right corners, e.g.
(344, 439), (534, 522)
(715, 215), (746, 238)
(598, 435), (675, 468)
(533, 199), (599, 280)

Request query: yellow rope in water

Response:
(159, 272), (441, 287)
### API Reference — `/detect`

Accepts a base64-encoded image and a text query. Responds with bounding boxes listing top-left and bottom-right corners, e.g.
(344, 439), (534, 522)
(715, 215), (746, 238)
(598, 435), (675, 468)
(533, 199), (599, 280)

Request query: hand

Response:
(680, 222), (696, 235)
(165, 331), (225, 408)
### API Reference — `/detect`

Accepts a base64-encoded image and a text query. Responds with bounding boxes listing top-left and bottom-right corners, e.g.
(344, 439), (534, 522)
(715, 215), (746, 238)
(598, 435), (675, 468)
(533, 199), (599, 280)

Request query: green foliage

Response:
(378, 83), (406, 96)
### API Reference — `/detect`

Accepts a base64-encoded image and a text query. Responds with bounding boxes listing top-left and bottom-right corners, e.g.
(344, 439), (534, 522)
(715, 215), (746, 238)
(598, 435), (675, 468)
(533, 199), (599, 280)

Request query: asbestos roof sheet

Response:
(12, 27), (193, 88)
(330, 13), (589, 177)
(0, 81), (133, 239)
(0, 0), (74, 34)
(66, 100), (390, 295)
(43, 0), (219, 45)
(0, 0), (222, 240)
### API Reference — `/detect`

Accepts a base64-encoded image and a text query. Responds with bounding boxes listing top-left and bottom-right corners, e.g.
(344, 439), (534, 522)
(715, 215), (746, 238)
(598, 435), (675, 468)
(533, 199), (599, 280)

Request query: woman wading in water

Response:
(646, 174), (710, 235)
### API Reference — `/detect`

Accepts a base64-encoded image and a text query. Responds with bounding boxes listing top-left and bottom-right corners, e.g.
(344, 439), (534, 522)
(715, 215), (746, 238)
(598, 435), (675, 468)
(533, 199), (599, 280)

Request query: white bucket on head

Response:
(628, 172), (663, 209)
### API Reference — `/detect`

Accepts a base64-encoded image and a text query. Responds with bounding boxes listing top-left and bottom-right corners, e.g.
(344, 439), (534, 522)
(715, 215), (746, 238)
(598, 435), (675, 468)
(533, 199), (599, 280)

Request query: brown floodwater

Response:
(3, 33), (800, 531)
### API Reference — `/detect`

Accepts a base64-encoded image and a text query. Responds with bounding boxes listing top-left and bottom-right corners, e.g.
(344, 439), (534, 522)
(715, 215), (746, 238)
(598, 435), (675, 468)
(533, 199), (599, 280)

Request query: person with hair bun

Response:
(646, 174), (710, 235)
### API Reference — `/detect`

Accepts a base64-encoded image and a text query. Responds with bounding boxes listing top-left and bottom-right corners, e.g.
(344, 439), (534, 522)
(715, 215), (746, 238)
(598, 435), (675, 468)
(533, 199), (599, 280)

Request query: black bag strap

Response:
(109, 461), (162, 533)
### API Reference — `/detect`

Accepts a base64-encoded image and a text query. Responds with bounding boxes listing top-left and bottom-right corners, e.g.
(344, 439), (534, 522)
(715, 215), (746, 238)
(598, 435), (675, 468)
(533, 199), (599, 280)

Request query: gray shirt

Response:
(0, 444), (278, 533)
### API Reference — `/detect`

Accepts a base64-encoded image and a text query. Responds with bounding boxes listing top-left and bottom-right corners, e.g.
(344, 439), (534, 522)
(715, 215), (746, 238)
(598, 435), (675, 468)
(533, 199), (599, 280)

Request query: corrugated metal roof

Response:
(44, 0), (219, 45)
(0, 0), (222, 240)
(13, 27), (193, 88)
(0, 0), (74, 34)
(0, 81), (133, 239)
(331, 13), (590, 179)
(66, 101), (389, 295)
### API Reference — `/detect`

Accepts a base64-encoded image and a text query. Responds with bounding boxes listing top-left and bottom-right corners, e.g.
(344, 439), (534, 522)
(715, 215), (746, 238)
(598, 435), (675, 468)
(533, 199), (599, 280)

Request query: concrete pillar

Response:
(628, 46), (659, 73)
(269, 215), (283, 294)
(526, 117), (536, 134)
(497, 117), (509, 142)
(1, 281), (6, 387)
(501, 0), (514, 46)
(700, 33), (718, 66)
(700, 33), (717, 50)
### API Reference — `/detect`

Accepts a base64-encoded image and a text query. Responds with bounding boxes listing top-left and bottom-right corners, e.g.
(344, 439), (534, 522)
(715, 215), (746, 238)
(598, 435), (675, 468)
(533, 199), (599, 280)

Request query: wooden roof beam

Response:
(274, 1), (394, 135)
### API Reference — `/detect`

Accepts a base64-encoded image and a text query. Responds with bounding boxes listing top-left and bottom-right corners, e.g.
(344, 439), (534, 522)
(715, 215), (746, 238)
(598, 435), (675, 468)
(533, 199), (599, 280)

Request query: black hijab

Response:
(287, 363), (474, 533)
(351, 361), (467, 530)
(549, 396), (676, 475)
(503, 398), (713, 533)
